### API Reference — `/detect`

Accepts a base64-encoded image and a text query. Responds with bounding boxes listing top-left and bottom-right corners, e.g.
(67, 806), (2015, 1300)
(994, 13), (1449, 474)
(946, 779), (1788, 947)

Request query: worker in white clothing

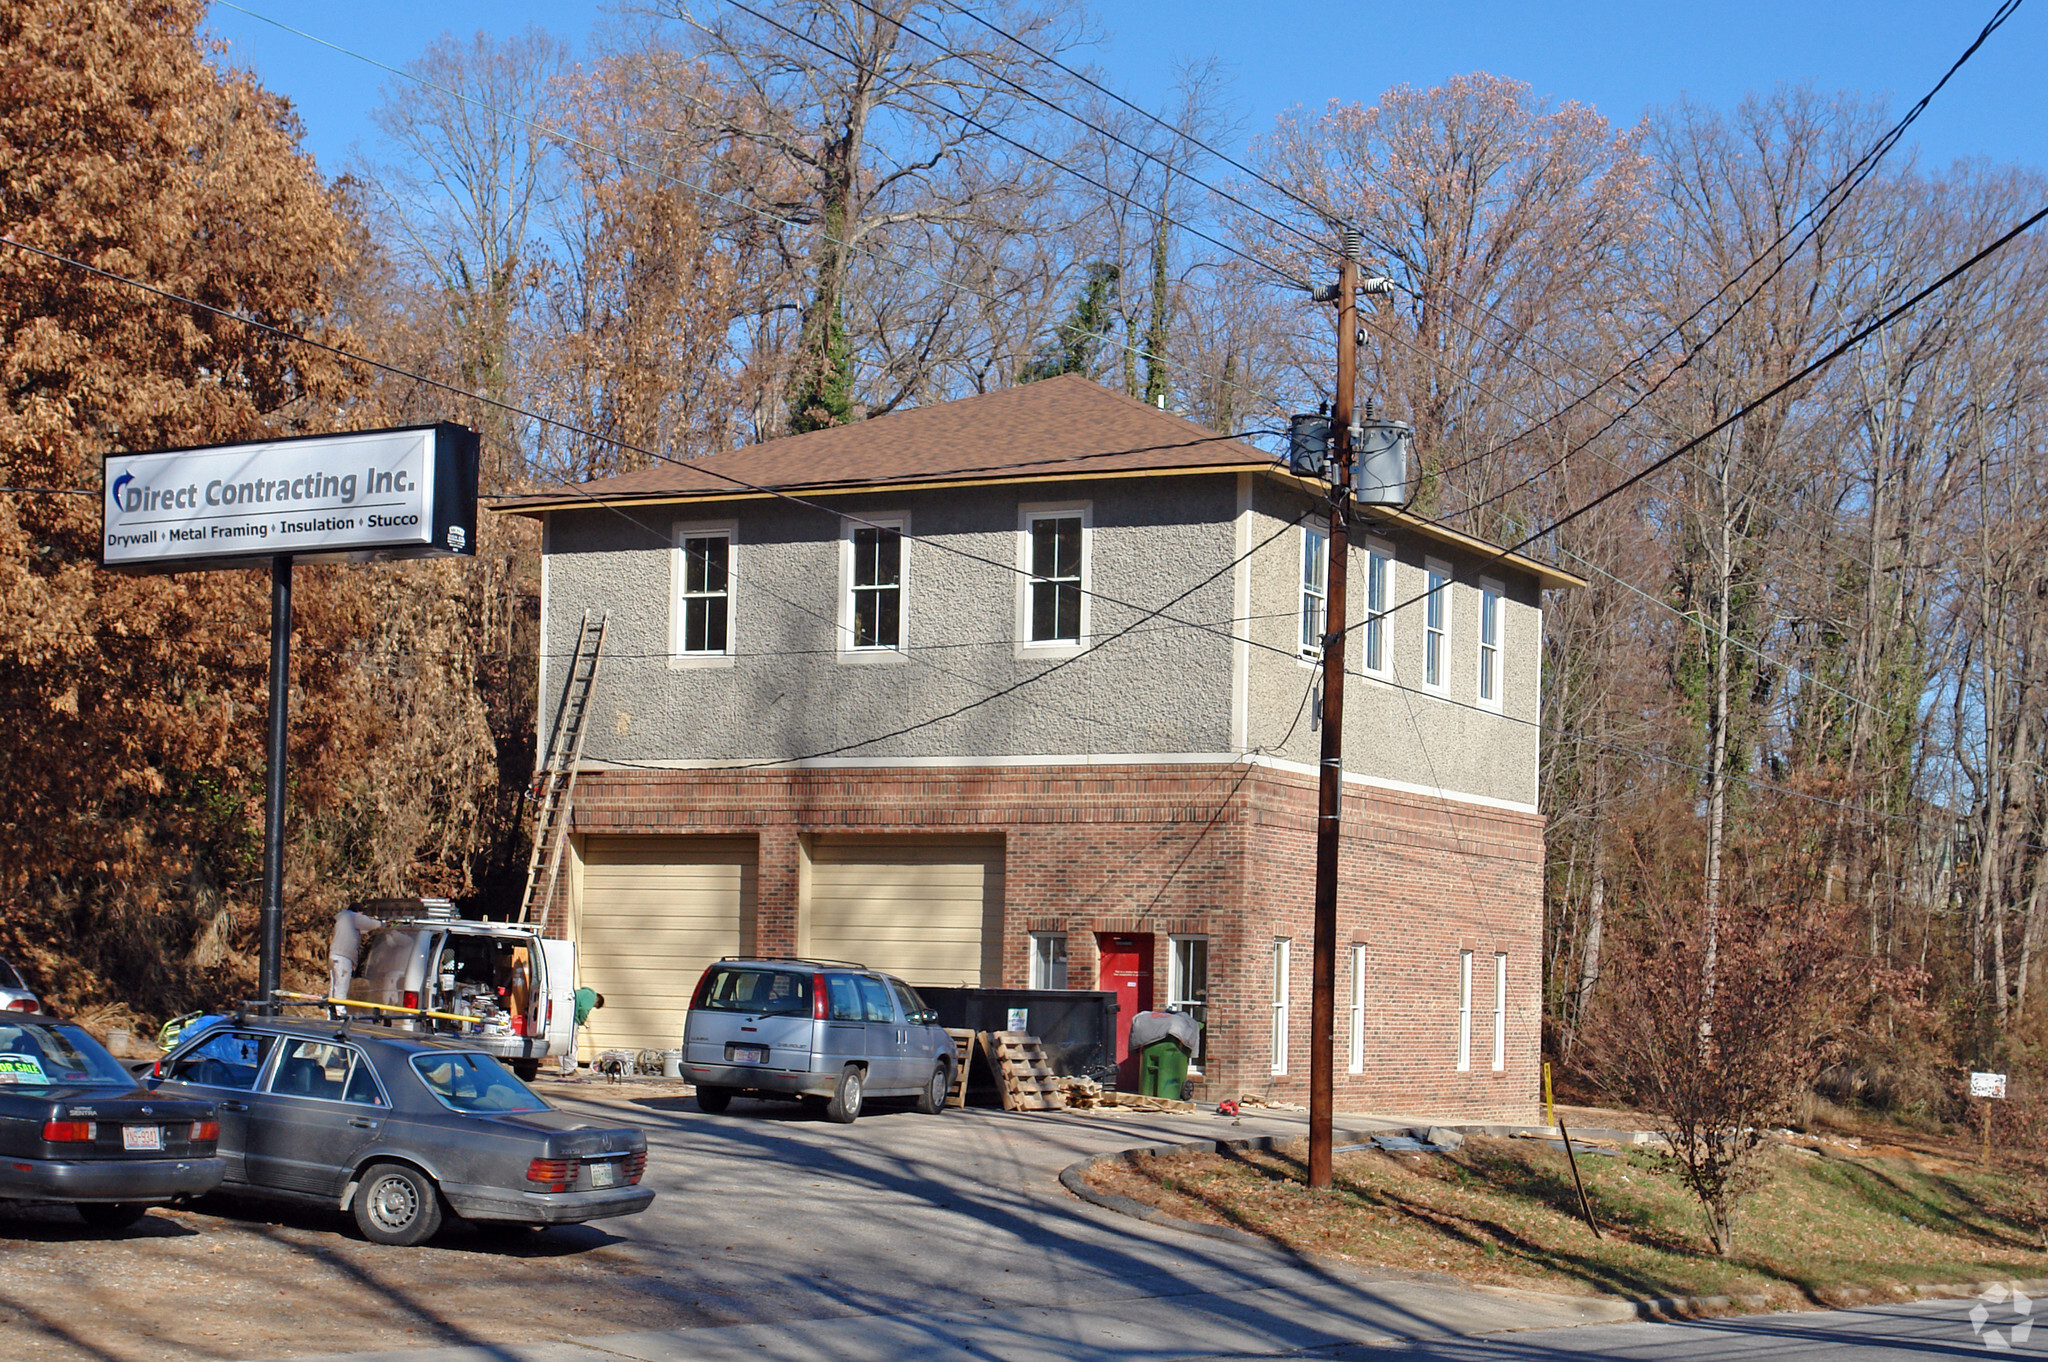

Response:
(329, 907), (384, 1014)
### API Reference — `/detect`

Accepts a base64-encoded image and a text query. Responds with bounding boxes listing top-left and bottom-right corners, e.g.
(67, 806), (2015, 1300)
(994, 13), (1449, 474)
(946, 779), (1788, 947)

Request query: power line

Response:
(1427, 0), (2028, 486)
(214, 0), (1299, 424)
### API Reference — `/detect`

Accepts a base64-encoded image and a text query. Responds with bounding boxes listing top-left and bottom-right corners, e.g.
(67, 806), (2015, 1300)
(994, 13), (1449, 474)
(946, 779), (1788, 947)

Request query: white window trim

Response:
(1271, 938), (1291, 1076)
(1348, 943), (1367, 1074)
(670, 519), (738, 669)
(1028, 931), (1068, 990)
(838, 512), (909, 664)
(1168, 933), (1209, 1071)
(1477, 577), (1505, 711)
(1456, 949), (1473, 1072)
(1423, 557), (1453, 695)
(1299, 526), (1329, 663)
(1492, 952), (1508, 1072)
(1360, 538), (1394, 679)
(1016, 501), (1091, 655)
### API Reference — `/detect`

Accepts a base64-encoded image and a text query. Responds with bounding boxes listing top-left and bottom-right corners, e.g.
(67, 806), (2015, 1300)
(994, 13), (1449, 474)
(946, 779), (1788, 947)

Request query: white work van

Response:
(347, 900), (575, 1079)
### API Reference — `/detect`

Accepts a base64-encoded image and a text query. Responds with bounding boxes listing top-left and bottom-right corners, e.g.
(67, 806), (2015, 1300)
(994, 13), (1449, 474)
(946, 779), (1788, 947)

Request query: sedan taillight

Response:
(42, 1120), (95, 1142)
(4, 999), (35, 1012)
(192, 1120), (220, 1142)
(623, 1150), (647, 1184)
(525, 1157), (577, 1192)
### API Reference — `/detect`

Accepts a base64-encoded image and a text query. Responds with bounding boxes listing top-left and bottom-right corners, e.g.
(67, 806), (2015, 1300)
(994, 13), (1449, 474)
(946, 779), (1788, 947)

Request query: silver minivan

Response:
(681, 959), (953, 1123)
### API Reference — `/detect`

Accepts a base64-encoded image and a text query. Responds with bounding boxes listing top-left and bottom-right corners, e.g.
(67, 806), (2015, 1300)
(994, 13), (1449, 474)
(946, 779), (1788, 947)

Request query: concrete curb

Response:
(1059, 1136), (2048, 1322)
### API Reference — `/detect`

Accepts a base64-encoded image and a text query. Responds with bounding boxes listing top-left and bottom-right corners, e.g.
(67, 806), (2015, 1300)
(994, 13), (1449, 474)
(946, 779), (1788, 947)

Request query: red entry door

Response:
(1096, 932), (1154, 1087)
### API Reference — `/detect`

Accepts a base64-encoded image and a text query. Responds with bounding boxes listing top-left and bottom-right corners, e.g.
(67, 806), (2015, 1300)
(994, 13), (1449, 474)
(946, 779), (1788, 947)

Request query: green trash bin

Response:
(1137, 1036), (1192, 1099)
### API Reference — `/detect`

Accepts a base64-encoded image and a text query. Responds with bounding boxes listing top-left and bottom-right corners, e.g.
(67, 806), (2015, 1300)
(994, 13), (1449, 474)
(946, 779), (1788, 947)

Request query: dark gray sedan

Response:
(0, 1013), (222, 1228)
(151, 1016), (652, 1245)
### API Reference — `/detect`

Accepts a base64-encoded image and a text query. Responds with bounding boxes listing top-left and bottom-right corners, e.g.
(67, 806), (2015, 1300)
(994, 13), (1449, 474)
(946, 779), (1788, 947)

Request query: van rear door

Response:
(539, 937), (575, 1060)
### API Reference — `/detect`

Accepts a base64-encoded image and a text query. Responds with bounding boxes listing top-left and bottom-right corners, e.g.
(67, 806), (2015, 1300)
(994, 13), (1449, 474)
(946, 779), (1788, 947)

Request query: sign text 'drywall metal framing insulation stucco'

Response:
(100, 423), (478, 572)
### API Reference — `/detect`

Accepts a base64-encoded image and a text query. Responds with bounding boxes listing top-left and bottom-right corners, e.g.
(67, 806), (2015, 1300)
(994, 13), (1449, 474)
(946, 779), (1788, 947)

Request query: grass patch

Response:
(1086, 1135), (2048, 1304)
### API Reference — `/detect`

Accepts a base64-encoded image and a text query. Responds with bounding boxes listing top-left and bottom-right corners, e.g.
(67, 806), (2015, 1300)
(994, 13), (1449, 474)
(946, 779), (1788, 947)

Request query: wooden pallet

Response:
(942, 1028), (975, 1108)
(983, 1030), (1065, 1112)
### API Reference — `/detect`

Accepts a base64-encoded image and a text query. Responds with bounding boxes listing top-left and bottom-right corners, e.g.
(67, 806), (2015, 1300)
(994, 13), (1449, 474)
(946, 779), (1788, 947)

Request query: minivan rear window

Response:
(699, 967), (812, 1015)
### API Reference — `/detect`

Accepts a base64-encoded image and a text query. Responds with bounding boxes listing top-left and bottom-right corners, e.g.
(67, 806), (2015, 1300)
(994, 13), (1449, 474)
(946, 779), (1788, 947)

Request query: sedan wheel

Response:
(824, 1064), (863, 1123)
(353, 1162), (444, 1246)
(77, 1202), (148, 1231)
(915, 1062), (949, 1115)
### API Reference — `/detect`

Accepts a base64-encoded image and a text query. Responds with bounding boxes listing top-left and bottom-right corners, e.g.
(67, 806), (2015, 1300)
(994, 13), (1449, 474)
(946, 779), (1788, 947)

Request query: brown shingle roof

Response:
(493, 373), (1583, 589)
(491, 373), (1267, 511)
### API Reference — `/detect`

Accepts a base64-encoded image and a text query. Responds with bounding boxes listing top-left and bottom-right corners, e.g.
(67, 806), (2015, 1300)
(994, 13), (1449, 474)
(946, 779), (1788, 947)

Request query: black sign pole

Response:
(258, 553), (292, 1011)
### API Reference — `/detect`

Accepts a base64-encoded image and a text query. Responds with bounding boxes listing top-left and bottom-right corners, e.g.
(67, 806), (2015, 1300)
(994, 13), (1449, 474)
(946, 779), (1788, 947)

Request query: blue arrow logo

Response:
(109, 472), (132, 512)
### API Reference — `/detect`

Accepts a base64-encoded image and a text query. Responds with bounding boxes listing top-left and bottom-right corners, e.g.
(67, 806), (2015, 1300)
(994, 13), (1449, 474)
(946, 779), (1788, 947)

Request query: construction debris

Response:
(1056, 1074), (1105, 1109)
(983, 1030), (1065, 1111)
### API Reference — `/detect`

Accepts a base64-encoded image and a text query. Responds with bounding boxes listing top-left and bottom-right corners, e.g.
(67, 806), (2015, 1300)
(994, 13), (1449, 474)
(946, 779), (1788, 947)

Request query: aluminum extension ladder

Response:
(518, 611), (606, 930)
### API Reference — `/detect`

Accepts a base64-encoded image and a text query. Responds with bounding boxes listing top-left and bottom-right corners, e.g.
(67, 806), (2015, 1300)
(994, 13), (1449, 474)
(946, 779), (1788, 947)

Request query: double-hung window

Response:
(1424, 558), (1452, 692)
(676, 526), (734, 658)
(1456, 949), (1473, 1072)
(1021, 505), (1088, 646)
(1362, 541), (1392, 674)
(1029, 932), (1068, 990)
(845, 518), (905, 652)
(1348, 943), (1367, 1074)
(1300, 528), (1328, 659)
(1492, 953), (1508, 1071)
(1478, 579), (1504, 708)
(1271, 938), (1291, 1075)
(1168, 935), (1208, 1062)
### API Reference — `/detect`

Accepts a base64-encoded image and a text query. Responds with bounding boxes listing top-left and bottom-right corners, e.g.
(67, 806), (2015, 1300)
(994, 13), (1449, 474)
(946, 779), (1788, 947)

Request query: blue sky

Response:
(205, 0), (2042, 178)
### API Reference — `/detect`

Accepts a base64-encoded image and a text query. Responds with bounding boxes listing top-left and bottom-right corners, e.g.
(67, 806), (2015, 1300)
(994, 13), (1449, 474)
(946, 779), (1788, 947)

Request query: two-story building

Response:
(498, 373), (1579, 1119)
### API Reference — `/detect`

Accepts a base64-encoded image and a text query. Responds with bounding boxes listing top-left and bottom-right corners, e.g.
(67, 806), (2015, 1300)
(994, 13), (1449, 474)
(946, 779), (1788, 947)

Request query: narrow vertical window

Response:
(680, 533), (731, 654)
(1456, 949), (1473, 1072)
(850, 524), (902, 649)
(1300, 527), (1328, 658)
(1424, 560), (1451, 690)
(1029, 933), (1068, 990)
(1348, 943), (1367, 1074)
(1271, 938), (1291, 1075)
(1169, 936), (1209, 1062)
(1492, 952), (1508, 1072)
(1028, 514), (1083, 642)
(1478, 580), (1503, 707)
(1362, 543), (1391, 673)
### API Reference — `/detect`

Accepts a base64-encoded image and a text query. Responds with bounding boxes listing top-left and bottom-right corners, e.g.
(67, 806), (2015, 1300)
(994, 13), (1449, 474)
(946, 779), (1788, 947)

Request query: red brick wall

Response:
(565, 761), (1541, 1122)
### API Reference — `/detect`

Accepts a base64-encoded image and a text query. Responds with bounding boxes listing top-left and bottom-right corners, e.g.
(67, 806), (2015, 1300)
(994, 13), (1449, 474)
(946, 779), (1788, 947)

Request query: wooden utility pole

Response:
(1308, 230), (1361, 1190)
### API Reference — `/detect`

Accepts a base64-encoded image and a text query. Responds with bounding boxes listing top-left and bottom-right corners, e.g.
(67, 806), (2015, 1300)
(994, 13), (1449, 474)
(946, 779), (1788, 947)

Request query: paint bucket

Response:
(662, 1049), (682, 1079)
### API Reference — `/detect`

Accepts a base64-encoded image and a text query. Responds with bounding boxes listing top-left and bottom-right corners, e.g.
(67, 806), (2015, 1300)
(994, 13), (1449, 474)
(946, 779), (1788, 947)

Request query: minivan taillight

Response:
(402, 990), (420, 1011)
(813, 973), (829, 1020)
(689, 965), (719, 1010)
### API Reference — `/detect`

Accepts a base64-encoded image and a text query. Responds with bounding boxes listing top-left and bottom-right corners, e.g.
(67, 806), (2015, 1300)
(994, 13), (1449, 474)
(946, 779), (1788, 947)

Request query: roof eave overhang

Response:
(1261, 467), (1586, 591)
(491, 459), (1276, 517)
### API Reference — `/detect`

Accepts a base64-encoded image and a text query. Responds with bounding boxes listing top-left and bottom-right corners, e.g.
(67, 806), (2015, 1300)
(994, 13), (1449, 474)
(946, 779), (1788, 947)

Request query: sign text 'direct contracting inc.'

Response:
(102, 424), (478, 572)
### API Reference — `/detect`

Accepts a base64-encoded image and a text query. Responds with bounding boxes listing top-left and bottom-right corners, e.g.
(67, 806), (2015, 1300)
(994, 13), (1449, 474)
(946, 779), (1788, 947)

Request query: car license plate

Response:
(123, 1125), (162, 1152)
(588, 1160), (617, 1189)
(729, 1044), (768, 1064)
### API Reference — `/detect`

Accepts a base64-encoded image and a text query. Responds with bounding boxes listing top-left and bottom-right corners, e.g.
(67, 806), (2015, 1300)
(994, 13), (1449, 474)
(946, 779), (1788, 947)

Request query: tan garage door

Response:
(802, 836), (1004, 987)
(574, 835), (755, 1057)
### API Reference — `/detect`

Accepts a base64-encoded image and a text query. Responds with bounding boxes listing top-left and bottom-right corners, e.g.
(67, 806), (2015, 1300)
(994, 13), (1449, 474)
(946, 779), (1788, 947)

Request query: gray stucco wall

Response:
(539, 476), (1242, 765)
(1242, 478), (1544, 808)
